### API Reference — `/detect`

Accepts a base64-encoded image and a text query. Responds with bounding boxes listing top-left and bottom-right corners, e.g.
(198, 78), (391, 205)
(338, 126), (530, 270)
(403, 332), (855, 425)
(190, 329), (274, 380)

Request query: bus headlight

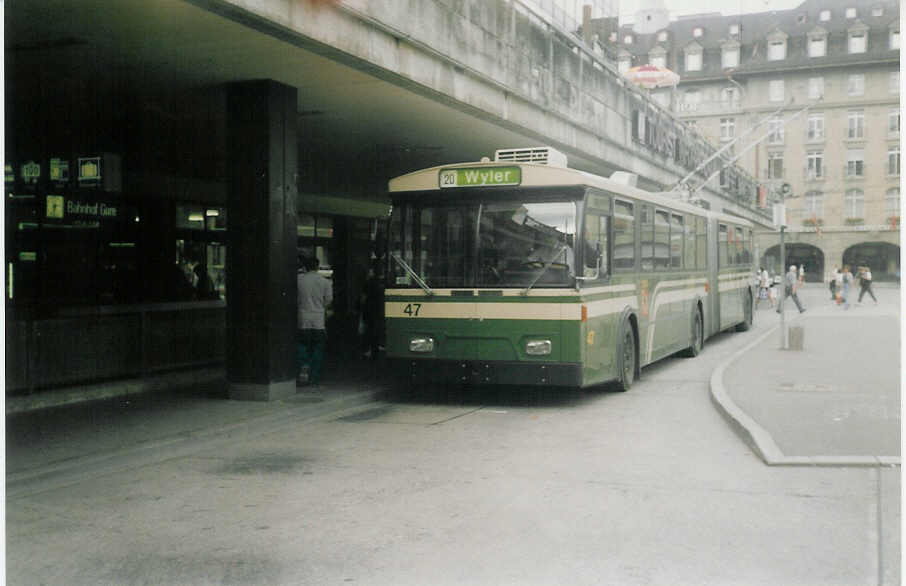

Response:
(525, 339), (552, 355)
(409, 336), (435, 353)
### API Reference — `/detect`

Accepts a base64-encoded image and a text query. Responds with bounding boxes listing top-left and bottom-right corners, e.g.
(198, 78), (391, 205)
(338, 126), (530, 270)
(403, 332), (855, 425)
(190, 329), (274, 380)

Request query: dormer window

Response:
(693, 27), (704, 38)
(624, 34), (634, 44)
(808, 28), (828, 57)
(722, 42), (740, 68)
(657, 31), (668, 42)
(767, 30), (788, 61)
(873, 7), (884, 16)
(820, 9), (831, 21)
(846, 7), (857, 18)
(684, 42), (703, 72)
(649, 46), (667, 68)
(848, 24), (868, 53)
(729, 24), (740, 35)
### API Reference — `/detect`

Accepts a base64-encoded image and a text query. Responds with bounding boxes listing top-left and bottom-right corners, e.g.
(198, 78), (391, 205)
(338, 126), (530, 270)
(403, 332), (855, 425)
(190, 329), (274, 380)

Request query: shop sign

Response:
(50, 158), (70, 183)
(78, 157), (101, 184)
(18, 252), (37, 262)
(21, 161), (40, 185)
(46, 195), (64, 219)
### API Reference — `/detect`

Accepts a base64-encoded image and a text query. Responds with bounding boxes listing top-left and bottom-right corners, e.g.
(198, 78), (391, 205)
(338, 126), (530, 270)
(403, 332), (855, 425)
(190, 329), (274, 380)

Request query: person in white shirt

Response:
(829, 266), (840, 301)
(757, 267), (772, 308)
(297, 256), (332, 386)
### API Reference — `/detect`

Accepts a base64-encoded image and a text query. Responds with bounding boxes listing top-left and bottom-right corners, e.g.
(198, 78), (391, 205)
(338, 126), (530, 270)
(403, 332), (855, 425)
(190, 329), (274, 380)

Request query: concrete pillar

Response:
(225, 80), (298, 401)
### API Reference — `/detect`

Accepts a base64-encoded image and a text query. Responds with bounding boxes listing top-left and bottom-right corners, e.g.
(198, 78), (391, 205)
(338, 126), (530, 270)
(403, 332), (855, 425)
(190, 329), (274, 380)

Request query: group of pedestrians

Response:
(756, 264), (806, 312)
(828, 264), (877, 310)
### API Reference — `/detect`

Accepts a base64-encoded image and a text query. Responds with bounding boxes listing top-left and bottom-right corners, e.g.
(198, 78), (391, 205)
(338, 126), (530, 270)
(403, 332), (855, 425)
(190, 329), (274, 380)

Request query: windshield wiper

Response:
(391, 254), (434, 296)
(521, 244), (568, 296)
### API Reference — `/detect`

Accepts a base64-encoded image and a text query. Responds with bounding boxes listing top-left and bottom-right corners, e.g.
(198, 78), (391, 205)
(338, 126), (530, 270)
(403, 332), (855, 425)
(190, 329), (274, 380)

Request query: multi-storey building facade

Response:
(610, 0), (900, 280)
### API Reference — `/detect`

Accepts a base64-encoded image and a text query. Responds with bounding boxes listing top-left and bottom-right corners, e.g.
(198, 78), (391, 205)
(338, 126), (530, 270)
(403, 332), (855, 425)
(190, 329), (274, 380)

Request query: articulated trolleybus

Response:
(385, 147), (755, 390)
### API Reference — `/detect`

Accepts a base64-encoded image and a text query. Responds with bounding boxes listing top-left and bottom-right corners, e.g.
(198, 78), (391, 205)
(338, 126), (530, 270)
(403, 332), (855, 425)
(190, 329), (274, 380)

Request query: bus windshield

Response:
(389, 197), (578, 288)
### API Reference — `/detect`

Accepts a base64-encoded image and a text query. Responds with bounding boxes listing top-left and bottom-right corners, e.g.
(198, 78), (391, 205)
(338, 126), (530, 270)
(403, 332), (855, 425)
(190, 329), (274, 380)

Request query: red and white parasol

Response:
(623, 65), (681, 89)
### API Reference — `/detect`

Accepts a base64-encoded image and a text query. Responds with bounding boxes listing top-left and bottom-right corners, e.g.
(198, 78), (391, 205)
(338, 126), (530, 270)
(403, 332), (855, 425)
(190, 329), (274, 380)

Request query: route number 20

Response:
(403, 303), (422, 317)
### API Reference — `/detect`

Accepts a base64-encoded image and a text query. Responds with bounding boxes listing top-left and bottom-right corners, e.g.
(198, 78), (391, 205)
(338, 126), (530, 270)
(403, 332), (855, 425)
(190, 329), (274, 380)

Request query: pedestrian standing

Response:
(829, 266), (839, 301)
(777, 264), (806, 314)
(297, 256), (332, 387)
(834, 268), (844, 304)
(857, 266), (878, 304)
(757, 267), (772, 308)
(798, 264), (805, 285)
(840, 264), (853, 310)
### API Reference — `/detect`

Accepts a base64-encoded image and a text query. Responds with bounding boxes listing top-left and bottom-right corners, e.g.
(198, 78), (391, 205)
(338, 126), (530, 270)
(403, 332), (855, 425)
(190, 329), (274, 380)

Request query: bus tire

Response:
(614, 323), (636, 392)
(736, 291), (753, 332)
(681, 306), (704, 358)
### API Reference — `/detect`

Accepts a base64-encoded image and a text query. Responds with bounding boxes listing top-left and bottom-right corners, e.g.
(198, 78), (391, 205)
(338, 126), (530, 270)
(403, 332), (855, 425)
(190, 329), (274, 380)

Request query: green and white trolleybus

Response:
(385, 147), (755, 390)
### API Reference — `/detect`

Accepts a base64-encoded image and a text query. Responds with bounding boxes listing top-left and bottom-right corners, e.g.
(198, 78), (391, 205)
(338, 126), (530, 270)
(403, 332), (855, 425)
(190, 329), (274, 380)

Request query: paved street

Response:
(7, 291), (900, 585)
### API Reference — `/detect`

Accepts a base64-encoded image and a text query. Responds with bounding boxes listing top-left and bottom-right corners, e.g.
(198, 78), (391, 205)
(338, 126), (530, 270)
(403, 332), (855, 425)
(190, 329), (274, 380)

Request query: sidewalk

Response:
(711, 283), (901, 466)
(6, 355), (391, 496)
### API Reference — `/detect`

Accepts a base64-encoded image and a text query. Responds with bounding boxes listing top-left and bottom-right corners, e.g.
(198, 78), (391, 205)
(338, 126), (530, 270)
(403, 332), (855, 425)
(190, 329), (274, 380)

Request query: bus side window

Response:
(684, 214), (696, 269)
(654, 210), (670, 269)
(696, 217), (707, 270)
(582, 212), (610, 279)
(613, 200), (635, 271)
(670, 213), (683, 269)
(718, 224), (729, 268)
(599, 215), (610, 277)
(641, 205), (654, 271)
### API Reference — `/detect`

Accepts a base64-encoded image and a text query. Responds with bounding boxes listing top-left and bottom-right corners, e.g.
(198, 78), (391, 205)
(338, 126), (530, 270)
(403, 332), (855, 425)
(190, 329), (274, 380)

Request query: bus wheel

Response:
(615, 325), (636, 392)
(736, 291), (753, 332)
(681, 308), (703, 358)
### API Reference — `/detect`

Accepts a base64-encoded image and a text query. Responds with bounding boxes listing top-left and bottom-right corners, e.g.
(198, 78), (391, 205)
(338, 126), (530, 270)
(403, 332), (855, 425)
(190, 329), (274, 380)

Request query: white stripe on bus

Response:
(384, 283), (635, 297)
(645, 279), (708, 364)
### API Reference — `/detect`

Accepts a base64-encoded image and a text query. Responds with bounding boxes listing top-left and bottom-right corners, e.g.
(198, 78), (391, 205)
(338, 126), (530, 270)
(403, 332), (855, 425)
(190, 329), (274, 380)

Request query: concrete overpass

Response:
(8, 0), (768, 223)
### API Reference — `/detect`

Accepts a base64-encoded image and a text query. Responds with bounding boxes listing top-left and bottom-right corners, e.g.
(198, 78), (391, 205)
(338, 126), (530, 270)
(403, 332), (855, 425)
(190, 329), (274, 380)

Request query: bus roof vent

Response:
(609, 171), (638, 187)
(494, 146), (568, 167)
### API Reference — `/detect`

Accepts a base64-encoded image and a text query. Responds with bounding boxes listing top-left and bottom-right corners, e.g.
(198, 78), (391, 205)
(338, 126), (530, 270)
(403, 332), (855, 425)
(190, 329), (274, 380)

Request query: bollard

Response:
(788, 325), (805, 351)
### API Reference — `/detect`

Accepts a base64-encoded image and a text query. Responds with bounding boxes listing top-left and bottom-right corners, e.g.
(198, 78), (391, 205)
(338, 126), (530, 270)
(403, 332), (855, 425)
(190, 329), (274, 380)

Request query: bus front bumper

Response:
(390, 358), (582, 387)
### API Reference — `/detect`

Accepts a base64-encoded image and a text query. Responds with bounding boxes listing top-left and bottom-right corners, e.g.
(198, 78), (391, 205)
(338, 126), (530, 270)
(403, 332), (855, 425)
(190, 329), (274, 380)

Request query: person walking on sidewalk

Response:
(777, 264), (806, 314)
(840, 265), (853, 310)
(297, 256), (332, 387)
(857, 266), (878, 304)
(757, 267), (773, 308)
(828, 266), (839, 301)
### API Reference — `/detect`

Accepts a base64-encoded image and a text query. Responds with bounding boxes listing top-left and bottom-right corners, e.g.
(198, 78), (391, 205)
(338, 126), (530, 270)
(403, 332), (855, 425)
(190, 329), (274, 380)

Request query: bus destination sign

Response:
(439, 166), (521, 188)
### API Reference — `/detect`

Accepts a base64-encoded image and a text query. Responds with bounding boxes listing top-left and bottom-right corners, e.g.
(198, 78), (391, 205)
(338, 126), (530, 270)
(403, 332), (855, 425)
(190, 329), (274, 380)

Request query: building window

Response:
(769, 79), (784, 102)
(804, 191), (824, 218)
(846, 150), (865, 177)
(618, 57), (631, 73)
(848, 74), (865, 96)
(722, 47), (739, 68)
(809, 35), (827, 57)
(693, 27), (703, 38)
(806, 151), (824, 180)
(650, 53), (666, 68)
(891, 29), (900, 50)
(685, 51), (702, 71)
(624, 34), (633, 44)
(844, 189), (864, 218)
(846, 7), (856, 18)
(820, 9), (831, 21)
(888, 146), (900, 176)
(848, 31), (867, 53)
(768, 39), (787, 60)
(847, 110), (865, 139)
(807, 113), (824, 141)
(730, 24), (740, 35)
(873, 6), (884, 16)
(682, 89), (701, 111)
(657, 31), (668, 42)
(768, 116), (785, 144)
(890, 71), (900, 94)
(767, 152), (784, 179)
(885, 188), (900, 215)
(808, 77), (824, 100)
(720, 118), (736, 140)
(889, 109), (900, 135)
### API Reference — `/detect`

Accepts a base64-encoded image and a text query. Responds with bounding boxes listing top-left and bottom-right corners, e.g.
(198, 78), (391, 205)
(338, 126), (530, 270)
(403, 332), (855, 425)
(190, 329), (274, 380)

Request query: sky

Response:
(619, 0), (805, 22)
